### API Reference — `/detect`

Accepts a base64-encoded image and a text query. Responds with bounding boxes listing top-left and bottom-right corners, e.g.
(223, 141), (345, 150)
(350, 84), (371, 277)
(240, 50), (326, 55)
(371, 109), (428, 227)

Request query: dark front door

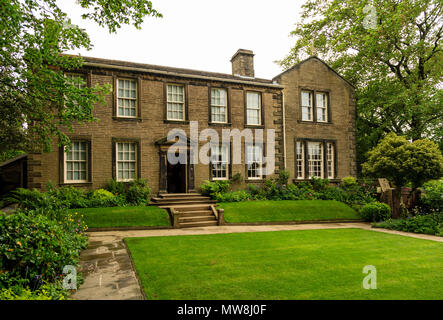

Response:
(167, 161), (186, 193)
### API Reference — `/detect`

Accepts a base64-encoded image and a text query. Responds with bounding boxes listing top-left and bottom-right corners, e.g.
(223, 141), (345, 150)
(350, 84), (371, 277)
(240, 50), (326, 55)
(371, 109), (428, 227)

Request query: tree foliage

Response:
(280, 0), (443, 169)
(362, 132), (443, 189)
(0, 0), (161, 153)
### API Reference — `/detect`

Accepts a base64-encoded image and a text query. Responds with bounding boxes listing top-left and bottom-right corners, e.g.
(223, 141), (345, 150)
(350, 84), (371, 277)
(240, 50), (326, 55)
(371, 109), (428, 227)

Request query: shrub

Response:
(126, 179), (151, 205)
(104, 179), (126, 196)
(47, 185), (88, 208)
(309, 177), (330, 192)
(359, 202), (391, 222)
(0, 282), (69, 300)
(215, 190), (251, 202)
(200, 180), (230, 199)
(421, 179), (443, 212)
(230, 173), (243, 185)
(0, 211), (88, 290)
(319, 186), (347, 202)
(374, 213), (442, 236)
(277, 169), (290, 186)
(341, 176), (357, 188)
(6, 188), (66, 211)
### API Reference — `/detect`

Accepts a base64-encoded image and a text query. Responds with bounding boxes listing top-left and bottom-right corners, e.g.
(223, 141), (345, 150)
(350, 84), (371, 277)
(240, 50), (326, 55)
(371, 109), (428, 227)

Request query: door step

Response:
(179, 220), (218, 228)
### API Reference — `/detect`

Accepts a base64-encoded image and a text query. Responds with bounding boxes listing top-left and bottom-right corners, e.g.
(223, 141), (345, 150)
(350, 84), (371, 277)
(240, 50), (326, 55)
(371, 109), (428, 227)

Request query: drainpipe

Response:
(282, 92), (287, 169)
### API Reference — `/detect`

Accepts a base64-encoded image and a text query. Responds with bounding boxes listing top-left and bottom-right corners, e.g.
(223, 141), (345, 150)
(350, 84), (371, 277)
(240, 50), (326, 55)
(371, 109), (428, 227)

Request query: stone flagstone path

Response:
(71, 222), (442, 300)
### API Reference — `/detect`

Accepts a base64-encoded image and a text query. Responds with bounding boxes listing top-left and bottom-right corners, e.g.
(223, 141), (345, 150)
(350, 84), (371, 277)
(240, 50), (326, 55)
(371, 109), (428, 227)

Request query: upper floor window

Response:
(301, 90), (329, 123)
(211, 88), (227, 123)
(316, 92), (328, 122)
(301, 90), (313, 121)
(246, 91), (261, 125)
(64, 141), (88, 183)
(211, 144), (229, 180)
(117, 79), (137, 118)
(116, 142), (137, 181)
(246, 144), (263, 179)
(65, 73), (87, 89)
(167, 84), (185, 121)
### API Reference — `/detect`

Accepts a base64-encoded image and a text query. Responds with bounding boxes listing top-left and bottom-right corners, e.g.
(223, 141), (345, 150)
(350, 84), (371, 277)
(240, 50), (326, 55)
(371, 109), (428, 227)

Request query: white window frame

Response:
(327, 142), (334, 179)
(246, 91), (261, 126)
(316, 92), (328, 122)
(211, 88), (228, 123)
(211, 144), (229, 180)
(167, 84), (185, 121)
(246, 144), (263, 180)
(64, 141), (88, 183)
(117, 78), (137, 118)
(307, 142), (323, 179)
(301, 90), (313, 121)
(116, 142), (137, 182)
(296, 141), (305, 179)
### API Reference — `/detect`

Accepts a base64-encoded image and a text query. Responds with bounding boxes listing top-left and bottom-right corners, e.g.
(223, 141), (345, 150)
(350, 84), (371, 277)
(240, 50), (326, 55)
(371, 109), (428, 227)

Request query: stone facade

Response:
(273, 56), (357, 182)
(26, 52), (356, 193)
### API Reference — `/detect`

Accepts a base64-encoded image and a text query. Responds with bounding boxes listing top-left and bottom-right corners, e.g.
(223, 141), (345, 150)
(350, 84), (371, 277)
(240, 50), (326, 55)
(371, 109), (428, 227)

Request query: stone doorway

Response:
(155, 134), (195, 194)
(167, 154), (187, 193)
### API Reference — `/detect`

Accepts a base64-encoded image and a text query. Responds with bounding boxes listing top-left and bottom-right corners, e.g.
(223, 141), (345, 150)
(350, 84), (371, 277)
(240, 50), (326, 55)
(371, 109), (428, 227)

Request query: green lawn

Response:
(70, 206), (170, 228)
(126, 229), (443, 299)
(220, 200), (360, 223)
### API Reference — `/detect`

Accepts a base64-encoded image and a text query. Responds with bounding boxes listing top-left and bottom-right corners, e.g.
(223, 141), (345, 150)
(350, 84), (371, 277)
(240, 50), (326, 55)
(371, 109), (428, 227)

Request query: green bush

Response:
(104, 179), (126, 196)
(0, 281), (69, 300)
(230, 173), (243, 185)
(47, 185), (88, 208)
(126, 179), (151, 205)
(200, 180), (230, 199)
(359, 202), (391, 222)
(215, 190), (251, 202)
(0, 210), (88, 290)
(374, 213), (442, 236)
(6, 188), (67, 211)
(421, 179), (443, 212)
(341, 176), (357, 188)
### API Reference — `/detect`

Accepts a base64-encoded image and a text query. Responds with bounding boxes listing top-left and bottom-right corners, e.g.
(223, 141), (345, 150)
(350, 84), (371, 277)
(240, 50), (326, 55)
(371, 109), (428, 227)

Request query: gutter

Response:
(84, 62), (285, 89)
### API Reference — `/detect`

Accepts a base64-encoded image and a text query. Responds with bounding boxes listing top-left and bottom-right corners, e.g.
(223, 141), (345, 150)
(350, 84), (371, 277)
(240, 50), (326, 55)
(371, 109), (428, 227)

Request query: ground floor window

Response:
(246, 145), (263, 179)
(295, 139), (336, 179)
(64, 141), (88, 183)
(211, 144), (229, 180)
(116, 142), (137, 181)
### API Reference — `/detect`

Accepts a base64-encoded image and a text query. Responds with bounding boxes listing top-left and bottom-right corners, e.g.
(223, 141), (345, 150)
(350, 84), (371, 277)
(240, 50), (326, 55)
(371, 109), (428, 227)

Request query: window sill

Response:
(245, 179), (265, 183)
(297, 120), (333, 125)
(113, 116), (142, 122)
(244, 124), (265, 129)
(292, 178), (340, 183)
(208, 122), (232, 127)
(59, 182), (92, 187)
(163, 120), (190, 125)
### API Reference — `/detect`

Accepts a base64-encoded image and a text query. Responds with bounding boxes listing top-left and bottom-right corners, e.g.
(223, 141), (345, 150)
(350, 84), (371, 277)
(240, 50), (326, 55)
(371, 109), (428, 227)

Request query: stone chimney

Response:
(231, 49), (255, 77)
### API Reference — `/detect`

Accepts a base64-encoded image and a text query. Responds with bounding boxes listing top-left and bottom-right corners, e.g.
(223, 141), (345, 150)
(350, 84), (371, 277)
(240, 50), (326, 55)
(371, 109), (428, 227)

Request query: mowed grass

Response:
(220, 200), (360, 223)
(126, 229), (443, 300)
(70, 206), (170, 228)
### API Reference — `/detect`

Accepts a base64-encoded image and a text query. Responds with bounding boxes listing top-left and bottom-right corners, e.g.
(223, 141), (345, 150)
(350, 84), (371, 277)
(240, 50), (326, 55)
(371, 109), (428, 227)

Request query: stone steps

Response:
(150, 193), (218, 228)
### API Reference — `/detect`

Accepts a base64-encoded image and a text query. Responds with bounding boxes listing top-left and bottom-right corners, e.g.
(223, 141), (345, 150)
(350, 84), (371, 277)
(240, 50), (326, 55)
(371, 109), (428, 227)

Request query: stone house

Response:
(16, 49), (356, 195)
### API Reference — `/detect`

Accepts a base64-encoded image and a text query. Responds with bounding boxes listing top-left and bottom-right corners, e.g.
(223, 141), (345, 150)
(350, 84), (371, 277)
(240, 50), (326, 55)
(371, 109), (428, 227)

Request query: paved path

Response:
(71, 222), (442, 300)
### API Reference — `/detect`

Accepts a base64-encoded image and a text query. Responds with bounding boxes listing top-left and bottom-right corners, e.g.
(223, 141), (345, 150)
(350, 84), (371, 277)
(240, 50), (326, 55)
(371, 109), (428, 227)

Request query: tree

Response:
(362, 132), (443, 189)
(0, 0), (162, 154)
(280, 0), (443, 170)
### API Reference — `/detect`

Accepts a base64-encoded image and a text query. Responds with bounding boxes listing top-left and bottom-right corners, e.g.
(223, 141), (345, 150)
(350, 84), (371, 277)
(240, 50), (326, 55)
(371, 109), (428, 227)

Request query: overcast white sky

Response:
(60, 0), (305, 79)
